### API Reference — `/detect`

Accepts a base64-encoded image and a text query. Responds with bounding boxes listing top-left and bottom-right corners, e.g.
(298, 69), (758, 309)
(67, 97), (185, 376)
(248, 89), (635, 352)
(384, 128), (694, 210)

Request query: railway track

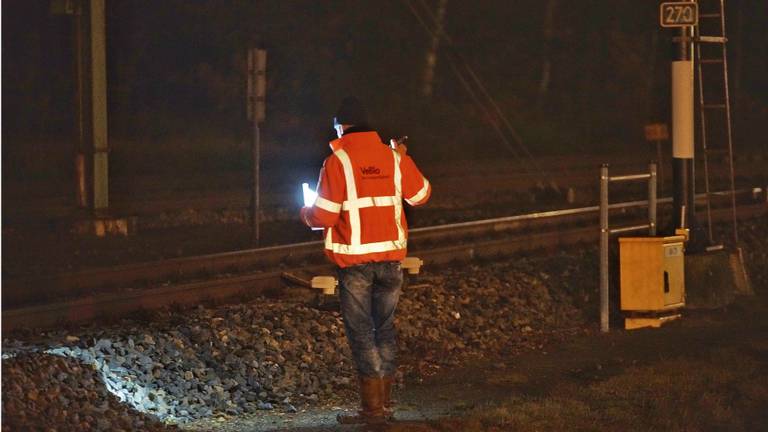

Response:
(5, 152), (764, 226)
(3, 189), (765, 331)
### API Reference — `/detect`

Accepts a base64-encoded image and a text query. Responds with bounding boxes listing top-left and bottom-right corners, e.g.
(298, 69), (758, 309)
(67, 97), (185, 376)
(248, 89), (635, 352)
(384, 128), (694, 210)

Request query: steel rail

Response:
(411, 187), (762, 234)
(609, 173), (652, 182)
(609, 224), (652, 235)
(3, 188), (764, 307)
(2, 203), (765, 331)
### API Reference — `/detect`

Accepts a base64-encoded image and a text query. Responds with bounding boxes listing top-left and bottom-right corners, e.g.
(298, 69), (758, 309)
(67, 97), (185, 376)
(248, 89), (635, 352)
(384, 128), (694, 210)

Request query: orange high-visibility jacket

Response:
(300, 130), (431, 268)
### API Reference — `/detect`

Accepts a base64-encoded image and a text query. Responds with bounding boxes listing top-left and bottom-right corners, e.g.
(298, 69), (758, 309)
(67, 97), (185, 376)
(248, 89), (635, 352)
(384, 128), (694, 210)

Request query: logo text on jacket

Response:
(360, 166), (381, 176)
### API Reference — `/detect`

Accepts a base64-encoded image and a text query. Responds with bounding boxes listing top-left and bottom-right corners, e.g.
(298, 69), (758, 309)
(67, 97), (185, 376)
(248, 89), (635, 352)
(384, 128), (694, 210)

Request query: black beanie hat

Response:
(334, 96), (368, 126)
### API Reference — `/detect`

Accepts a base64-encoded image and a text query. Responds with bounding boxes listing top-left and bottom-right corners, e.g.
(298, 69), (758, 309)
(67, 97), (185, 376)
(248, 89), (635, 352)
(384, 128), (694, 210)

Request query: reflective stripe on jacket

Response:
(300, 131), (431, 268)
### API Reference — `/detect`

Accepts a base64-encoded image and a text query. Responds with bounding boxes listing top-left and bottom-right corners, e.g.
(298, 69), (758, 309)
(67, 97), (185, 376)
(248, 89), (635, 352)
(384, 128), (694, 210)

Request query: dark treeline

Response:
(2, 0), (766, 178)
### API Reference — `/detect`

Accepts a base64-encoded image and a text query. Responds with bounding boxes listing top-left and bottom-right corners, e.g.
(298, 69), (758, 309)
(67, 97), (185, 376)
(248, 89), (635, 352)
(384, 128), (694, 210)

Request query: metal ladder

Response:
(694, 0), (738, 244)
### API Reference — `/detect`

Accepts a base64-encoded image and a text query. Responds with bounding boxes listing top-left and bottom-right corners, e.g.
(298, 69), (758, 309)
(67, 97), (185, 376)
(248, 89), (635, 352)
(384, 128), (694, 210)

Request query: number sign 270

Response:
(660, 2), (698, 27)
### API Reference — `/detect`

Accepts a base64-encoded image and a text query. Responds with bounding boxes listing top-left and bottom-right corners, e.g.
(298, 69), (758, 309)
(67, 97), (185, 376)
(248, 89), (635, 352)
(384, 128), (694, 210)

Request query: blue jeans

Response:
(338, 261), (403, 378)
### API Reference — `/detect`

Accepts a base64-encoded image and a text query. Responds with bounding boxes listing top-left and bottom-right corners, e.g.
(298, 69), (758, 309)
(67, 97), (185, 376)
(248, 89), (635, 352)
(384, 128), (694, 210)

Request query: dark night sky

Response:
(2, 1), (767, 178)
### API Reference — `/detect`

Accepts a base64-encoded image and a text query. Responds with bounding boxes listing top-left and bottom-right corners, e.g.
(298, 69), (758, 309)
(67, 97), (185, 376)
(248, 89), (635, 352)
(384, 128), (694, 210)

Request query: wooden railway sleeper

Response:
(281, 256), (424, 296)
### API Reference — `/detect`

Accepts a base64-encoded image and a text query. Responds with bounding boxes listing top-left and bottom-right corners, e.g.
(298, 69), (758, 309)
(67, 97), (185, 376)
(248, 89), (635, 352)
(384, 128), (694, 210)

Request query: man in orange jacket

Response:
(300, 97), (431, 424)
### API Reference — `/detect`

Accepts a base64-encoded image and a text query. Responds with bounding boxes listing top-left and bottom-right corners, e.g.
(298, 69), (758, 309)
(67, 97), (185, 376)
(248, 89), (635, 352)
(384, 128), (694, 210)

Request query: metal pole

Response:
(252, 122), (261, 246)
(721, 6), (739, 246)
(655, 139), (663, 198)
(672, 25), (693, 234)
(672, 25), (703, 249)
(248, 48), (266, 247)
(73, 3), (88, 208)
(649, 162), (657, 236)
(600, 164), (609, 333)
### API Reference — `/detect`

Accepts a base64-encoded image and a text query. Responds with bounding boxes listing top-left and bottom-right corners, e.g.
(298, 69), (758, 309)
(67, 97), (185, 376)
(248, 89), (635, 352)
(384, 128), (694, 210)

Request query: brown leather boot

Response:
(382, 375), (395, 419)
(336, 376), (386, 424)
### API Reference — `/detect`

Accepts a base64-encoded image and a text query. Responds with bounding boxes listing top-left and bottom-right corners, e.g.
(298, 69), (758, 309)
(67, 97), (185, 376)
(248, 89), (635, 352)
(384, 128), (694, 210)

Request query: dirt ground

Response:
(180, 286), (768, 432)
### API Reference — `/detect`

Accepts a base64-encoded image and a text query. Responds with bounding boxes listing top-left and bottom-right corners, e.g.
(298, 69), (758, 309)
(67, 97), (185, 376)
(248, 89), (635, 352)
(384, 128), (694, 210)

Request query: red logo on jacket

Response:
(360, 166), (381, 175)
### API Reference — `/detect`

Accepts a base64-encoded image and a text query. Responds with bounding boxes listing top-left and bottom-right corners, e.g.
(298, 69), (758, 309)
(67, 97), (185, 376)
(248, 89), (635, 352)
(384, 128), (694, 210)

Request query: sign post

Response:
(247, 48), (267, 246)
(644, 123), (669, 197)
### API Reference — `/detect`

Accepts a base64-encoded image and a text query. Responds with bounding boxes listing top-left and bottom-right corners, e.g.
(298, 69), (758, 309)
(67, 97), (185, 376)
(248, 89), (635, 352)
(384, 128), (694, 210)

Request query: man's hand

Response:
(300, 206), (323, 231)
(389, 139), (408, 156)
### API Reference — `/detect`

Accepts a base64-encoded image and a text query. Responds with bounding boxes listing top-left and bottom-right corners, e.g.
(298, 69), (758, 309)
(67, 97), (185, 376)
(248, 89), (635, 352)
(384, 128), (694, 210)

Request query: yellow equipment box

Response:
(619, 235), (686, 329)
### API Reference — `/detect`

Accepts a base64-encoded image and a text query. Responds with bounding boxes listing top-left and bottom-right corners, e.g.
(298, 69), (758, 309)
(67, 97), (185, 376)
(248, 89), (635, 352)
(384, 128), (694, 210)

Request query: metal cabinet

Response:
(619, 235), (686, 328)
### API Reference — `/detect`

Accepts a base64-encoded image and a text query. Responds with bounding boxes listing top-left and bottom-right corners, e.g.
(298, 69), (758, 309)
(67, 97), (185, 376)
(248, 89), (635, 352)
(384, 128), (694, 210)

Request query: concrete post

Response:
(90, 0), (109, 211)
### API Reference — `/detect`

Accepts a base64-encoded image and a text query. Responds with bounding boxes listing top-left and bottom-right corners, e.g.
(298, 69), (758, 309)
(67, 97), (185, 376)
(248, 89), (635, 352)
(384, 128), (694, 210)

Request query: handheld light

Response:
(302, 182), (318, 207)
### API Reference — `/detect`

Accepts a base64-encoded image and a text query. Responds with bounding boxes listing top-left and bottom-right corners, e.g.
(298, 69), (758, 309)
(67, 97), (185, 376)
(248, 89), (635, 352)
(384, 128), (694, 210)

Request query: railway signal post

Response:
(662, 1), (753, 308)
(663, 2), (705, 251)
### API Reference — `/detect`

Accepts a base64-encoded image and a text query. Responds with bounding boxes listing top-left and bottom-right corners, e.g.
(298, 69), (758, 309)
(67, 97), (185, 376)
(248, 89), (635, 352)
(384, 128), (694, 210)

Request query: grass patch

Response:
(436, 346), (768, 431)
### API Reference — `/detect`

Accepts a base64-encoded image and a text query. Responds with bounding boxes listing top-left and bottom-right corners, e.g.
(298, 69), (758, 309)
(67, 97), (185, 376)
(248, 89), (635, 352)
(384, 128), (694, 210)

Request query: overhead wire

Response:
(403, 0), (522, 161)
(415, 0), (527, 151)
(446, 54), (523, 161)
(404, 0), (551, 180)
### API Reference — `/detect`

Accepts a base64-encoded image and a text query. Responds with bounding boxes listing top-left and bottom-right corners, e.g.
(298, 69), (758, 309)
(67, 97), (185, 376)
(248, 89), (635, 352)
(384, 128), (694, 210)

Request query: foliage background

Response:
(2, 0), (767, 182)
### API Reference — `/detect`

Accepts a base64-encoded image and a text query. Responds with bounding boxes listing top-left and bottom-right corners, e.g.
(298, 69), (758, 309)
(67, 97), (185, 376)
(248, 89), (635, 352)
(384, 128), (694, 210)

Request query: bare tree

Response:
(536, 0), (556, 111)
(421, 0), (447, 98)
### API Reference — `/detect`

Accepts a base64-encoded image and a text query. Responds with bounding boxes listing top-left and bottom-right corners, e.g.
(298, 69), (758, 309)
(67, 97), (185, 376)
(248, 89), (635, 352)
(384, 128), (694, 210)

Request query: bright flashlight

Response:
(302, 182), (318, 207)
